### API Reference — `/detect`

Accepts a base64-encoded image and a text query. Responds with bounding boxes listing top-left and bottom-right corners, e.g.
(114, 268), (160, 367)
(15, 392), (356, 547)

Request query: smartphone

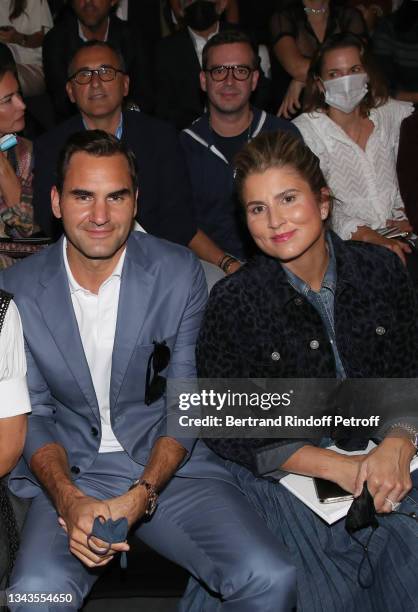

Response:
(0, 133), (17, 151)
(314, 477), (353, 504)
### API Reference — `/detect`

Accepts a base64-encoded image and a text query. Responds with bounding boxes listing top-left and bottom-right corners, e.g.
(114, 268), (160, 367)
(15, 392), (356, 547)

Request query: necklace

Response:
(304, 5), (327, 15)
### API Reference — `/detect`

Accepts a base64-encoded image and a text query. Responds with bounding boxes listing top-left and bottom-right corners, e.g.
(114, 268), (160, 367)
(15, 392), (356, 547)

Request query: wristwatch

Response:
(129, 478), (158, 516)
(387, 422), (418, 452)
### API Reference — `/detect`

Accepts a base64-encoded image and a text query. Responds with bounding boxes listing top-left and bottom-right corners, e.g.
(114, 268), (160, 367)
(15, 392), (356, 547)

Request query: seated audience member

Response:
(169, 0), (240, 26)
(397, 110), (418, 234)
(182, 130), (418, 612)
(270, 0), (367, 118)
(0, 291), (30, 478)
(180, 30), (300, 268)
(0, 0), (53, 97)
(0, 60), (38, 269)
(1, 129), (296, 612)
(42, 0), (154, 121)
(155, 0), (270, 130)
(372, 0), (418, 104)
(33, 41), (197, 248)
(292, 33), (414, 265)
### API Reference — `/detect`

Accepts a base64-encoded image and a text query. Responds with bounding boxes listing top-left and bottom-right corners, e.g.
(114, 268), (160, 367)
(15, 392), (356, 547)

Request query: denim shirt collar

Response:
(283, 232), (337, 296)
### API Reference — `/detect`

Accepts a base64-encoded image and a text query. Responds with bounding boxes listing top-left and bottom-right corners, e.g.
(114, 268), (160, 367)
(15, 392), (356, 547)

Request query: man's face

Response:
(66, 46), (129, 120)
(200, 43), (259, 114)
(52, 152), (137, 265)
(72, 0), (116, 29)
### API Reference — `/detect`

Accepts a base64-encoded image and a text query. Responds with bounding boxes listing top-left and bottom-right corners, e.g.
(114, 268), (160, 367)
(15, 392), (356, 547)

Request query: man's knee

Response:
(8, 564), (84, 610)
(223, 546), (297, 605)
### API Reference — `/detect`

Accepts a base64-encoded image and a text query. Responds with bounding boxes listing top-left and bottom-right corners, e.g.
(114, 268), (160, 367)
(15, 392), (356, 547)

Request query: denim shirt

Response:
(283, 234), (347, 379)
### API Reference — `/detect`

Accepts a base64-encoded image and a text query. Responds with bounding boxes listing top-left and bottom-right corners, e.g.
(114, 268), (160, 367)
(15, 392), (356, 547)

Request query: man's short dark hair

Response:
(202, 30), (259, 71)
(67, 40), (127, 79)
(56, 130), (138, 194)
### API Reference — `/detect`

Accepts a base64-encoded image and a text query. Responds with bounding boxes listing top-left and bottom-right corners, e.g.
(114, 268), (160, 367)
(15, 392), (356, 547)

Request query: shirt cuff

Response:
(0, 375), (31, 418)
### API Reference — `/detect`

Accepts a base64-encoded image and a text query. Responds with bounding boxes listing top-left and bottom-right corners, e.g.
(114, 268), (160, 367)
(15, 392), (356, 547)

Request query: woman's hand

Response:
(354, 438), (415, 512)
(353, 226), (411, 265)
(386, 218), (413, 234)
(277, 79), (305, 119)
(0, 27), (18, 45)
(0, 151), (21, 206)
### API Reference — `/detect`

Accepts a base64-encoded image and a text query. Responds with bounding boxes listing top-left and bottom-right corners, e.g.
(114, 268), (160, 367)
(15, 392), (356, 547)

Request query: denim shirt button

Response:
(310, 339), (320, 350)
(294, 297), (303, 306)
(375, 326), (386, 336)
(271, 351), (281, 361)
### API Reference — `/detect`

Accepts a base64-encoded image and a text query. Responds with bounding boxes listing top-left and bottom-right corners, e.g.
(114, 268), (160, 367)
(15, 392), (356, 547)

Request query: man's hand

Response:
(0, 27), (17, 44)
(353, 226), (411, 265)
(58, 493), (129, 568)
(107, 486), (149, 527)
(354, 437), (415, 513)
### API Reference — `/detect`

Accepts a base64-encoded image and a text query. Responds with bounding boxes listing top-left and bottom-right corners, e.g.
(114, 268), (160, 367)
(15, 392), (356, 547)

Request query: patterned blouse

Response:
(0, 136), (37, 269)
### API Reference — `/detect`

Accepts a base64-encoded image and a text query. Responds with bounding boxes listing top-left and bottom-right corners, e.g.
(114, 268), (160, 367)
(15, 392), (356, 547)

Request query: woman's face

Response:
(319, 45), (366, 82)
(243, 165), (329, 262)
(0, 72), (25, 136)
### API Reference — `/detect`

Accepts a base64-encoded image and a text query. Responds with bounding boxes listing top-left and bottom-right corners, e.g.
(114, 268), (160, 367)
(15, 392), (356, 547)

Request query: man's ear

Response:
(199, 70), (207, 93)
(319, 187), (331, 221)
(66, 80), (75, 104)
(51, 186), (62, 219)
(122, 73), (130, 98)
(133, 189), (138, 218)
(251, 69), (259, 92)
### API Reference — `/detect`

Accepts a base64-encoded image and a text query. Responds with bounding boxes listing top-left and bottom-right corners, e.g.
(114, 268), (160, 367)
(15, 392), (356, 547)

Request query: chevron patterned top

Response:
(293, 99), (414, 240)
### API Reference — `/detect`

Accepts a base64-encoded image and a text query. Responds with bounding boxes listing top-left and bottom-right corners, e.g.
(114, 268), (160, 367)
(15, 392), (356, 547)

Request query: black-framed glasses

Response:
(68, 66), (125, 85)
(206, 64), (254, 82)
(145, 341), (171, 405)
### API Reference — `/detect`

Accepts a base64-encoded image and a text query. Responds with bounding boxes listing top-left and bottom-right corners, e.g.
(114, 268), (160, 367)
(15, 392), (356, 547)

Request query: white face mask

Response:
(322, 73), (369, 114)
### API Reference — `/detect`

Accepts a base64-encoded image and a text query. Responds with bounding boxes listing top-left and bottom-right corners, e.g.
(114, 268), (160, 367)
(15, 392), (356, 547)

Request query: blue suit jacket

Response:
(0, 232), (234, 497)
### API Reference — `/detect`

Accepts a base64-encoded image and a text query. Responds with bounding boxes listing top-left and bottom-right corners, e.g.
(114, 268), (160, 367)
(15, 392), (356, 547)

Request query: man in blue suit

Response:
(0, 131), (295, 611)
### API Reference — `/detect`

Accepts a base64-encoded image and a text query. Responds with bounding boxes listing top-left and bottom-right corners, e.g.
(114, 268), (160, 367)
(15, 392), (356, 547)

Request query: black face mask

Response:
(183, 1), (218, 32)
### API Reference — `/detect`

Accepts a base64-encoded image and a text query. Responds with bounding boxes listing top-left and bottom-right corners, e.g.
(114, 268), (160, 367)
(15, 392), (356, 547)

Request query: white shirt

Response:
(188, 22), (219, 67)
(115, 0), (129, 21)
(0, 0), (53, 66)
(63, 240), (125, 453)
(293, 99), (414, 240)
(0, 299), (31, 418)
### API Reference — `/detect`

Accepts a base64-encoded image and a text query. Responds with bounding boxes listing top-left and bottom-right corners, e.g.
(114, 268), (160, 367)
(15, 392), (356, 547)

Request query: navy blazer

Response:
(33, 110), (197, 244)
(0, 233), (235, 498)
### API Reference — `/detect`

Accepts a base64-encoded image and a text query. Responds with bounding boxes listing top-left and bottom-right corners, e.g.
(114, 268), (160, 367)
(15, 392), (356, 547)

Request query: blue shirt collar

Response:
(283, 232), (337, 296)
(81, 112), (123, 140)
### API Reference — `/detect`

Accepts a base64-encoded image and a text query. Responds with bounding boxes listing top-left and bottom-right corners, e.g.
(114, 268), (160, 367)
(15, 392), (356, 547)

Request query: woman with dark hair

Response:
(181, 130), (418, 611)
(0, 0), (53, 96)
(293, 32), (414, 263)
(270, 0), (367, 118)
(0, 60), (37, 269)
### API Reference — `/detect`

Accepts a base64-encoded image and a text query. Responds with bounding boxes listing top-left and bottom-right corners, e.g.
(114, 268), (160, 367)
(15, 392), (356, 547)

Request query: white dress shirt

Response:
(115, 0), (129, 21)
(188, 23), (219, 67)
(293, 99), (414, 240)
(63, 240), (125, 453)
(0, 300), (31, 418)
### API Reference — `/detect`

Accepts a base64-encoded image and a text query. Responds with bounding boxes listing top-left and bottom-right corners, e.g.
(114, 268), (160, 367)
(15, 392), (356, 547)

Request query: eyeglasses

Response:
(206, 64), (254, 82)
(145, 341), (171, 405)
(69, 66), (125, 85)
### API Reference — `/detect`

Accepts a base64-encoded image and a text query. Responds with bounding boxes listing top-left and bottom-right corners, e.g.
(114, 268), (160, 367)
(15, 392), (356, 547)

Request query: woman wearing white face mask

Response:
(293, 33), (415, 266)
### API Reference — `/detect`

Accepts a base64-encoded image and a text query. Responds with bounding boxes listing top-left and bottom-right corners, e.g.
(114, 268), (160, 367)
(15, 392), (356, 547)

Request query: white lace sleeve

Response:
(0, 301), (31, 418)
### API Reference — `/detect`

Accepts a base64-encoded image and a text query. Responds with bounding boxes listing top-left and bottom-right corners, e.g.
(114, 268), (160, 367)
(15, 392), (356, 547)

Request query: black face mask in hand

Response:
(184, 1), (218, 31)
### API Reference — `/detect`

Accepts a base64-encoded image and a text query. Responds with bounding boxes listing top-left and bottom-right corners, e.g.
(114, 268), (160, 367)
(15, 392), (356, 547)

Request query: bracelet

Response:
(221, 256), (238, 274)
(387, 422), (418, 451)
(217, 253), (230, 270)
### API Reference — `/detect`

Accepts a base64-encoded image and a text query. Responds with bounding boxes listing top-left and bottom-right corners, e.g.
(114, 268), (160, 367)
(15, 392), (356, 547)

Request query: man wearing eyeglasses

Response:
(32, 40), (198, 249)
(180, 29), (301, 268)
(1, 130), (296, 611)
